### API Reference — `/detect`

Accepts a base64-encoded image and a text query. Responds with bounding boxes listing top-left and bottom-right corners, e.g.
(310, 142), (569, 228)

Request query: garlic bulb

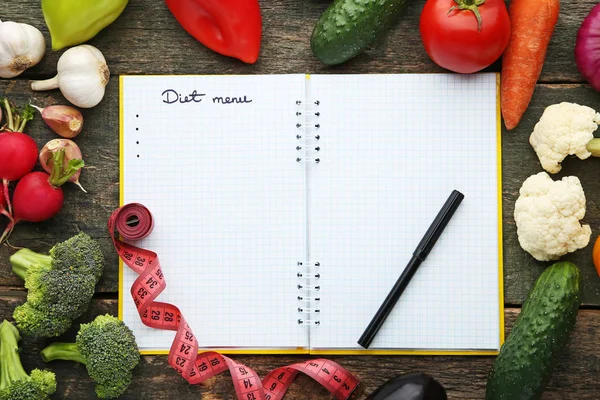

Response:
(31, 44), (109, 108)
(0, 19), (46, 78)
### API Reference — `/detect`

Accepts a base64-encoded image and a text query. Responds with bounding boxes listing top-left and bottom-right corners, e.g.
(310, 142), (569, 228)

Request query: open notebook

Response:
(119, 73), (503, 355)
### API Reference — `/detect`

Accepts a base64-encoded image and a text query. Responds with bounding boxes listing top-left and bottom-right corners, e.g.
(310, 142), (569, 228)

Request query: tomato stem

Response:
(447, 0), (486, 32)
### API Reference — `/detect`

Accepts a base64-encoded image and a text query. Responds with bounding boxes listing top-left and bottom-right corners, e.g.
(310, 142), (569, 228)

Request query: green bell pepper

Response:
(42, 0), (129, 50)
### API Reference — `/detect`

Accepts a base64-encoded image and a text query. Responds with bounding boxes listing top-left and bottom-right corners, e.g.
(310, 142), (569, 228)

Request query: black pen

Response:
(357, 190), (465, 349)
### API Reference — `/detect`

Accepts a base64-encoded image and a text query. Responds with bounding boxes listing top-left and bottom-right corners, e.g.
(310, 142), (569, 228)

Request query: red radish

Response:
(12, 149), (83, 224)
(0, 149), (83, 244)
(0, 186), (9, 219)
(13, 172), (64, 223)
(0, 99), (37, 243)
(0, 186), (9, 239)
(39, 139), (86, 192)
(0, 132), (38, 183)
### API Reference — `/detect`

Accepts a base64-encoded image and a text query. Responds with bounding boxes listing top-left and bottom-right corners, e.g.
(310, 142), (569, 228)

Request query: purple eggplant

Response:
(365, 373), (447, 400)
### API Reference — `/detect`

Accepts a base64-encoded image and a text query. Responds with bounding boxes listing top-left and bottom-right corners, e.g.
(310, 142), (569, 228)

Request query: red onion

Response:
(575, 4), (600, 92)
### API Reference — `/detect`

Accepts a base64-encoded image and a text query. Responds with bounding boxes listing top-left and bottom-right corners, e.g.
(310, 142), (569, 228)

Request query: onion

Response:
(575, 4), (600, 92)
(39, 139), (86, 192)
(31, 104), (83, 138)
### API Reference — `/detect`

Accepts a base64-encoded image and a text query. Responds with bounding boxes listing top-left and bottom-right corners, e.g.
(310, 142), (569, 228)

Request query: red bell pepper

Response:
(165, 0), (262, 64)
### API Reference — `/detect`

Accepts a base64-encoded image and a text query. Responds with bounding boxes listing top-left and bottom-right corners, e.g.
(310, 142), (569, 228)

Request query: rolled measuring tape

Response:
(108, 203), (360, 400)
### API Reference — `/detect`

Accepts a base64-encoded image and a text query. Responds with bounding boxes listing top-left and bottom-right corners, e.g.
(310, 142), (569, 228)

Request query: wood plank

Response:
(0, 297), (598, 399)
(1, 0), (597, 83)
(3, 80), (600, 303)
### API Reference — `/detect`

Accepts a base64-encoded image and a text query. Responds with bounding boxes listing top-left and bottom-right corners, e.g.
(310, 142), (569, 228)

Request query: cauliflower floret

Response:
(514, 171), (591, 261)
(529, 102), (600, 174)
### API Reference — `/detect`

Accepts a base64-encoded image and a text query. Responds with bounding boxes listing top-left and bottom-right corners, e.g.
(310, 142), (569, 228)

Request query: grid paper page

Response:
(308, 73), (501, 351)
(121, 75), (308, 350)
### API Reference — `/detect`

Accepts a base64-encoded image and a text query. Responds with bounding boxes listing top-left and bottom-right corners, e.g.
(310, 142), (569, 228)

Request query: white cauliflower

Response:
(514, 171), (591, 261)
(529, 102), (600, 174)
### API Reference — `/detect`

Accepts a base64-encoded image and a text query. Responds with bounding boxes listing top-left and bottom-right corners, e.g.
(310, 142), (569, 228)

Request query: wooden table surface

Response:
(2, 0), (600, 398)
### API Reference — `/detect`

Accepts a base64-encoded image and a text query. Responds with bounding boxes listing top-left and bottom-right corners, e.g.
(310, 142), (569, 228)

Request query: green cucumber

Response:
(310, 0), (408, 66)
(486, 262), (582, 400)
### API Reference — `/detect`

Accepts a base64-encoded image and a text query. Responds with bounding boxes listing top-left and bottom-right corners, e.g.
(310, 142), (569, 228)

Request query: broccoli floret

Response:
(12, 304), (73, 340)
(10, 232), (105, 338)
(41, 314), (140, 399)
(47, 232), (104, 281)
(0, 320), (56, 400)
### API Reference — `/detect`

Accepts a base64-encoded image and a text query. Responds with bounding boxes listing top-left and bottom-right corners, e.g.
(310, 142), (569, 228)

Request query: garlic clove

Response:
(0, 20), (46, 78)
(39, 138), (87, 192)
(31, 44), (110, 109)
(32, 104), (83, 138)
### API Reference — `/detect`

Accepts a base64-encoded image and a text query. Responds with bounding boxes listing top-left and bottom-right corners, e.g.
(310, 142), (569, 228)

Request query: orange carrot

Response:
(501, 0), (560, 130)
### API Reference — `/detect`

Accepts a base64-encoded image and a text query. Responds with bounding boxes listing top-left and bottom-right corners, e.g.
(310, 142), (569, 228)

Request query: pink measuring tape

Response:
(109, 203), (360, 400)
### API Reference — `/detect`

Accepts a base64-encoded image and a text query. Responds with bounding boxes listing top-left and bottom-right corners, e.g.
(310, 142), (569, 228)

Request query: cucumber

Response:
(486, 262), (582, 400)
(310, 0), (408, 65)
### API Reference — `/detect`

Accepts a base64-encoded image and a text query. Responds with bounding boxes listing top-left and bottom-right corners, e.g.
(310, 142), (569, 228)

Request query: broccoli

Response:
(41, 314), (140, 399)
(0, 320), (56, 400)
(10, 232), (105, 338)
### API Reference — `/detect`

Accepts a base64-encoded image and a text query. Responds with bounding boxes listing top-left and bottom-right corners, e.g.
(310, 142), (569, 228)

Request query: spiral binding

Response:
(295, 99), (321, 165)
(295, 99), (322, 326)
(297, 260), (321, 326)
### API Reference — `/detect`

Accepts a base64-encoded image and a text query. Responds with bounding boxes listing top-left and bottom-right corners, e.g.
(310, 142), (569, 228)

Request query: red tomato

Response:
(592, 235), (600, 277)
(420, 0), (511, 73)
